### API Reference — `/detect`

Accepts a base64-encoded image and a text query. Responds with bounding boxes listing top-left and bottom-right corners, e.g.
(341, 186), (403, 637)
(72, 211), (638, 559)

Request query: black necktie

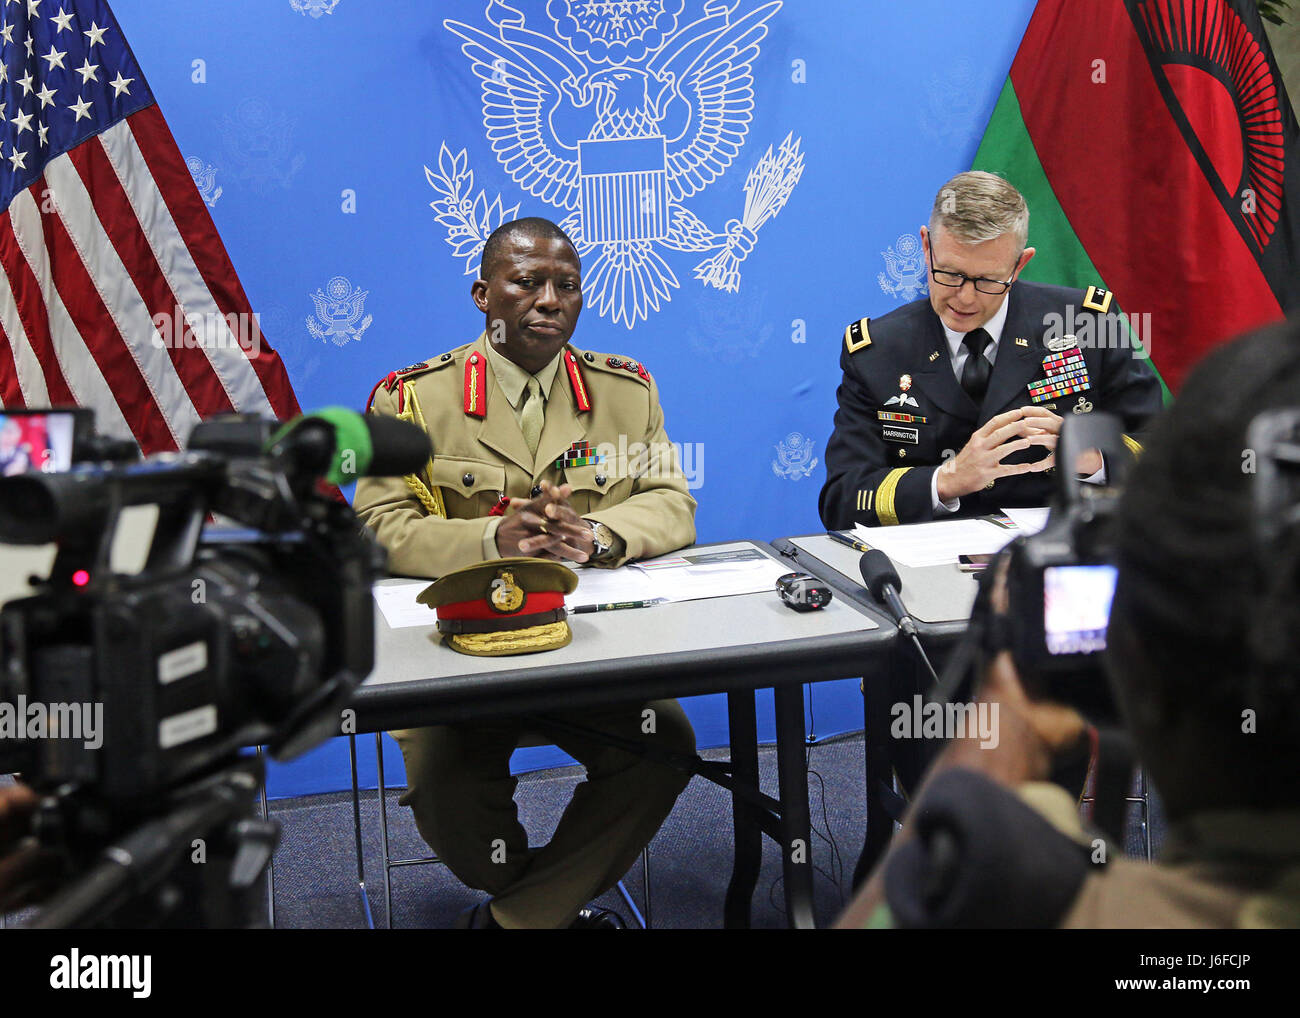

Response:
(961, 328), (992, 404)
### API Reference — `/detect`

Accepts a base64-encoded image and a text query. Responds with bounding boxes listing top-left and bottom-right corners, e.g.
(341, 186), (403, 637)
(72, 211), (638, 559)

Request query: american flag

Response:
(0, 0), (300, 454)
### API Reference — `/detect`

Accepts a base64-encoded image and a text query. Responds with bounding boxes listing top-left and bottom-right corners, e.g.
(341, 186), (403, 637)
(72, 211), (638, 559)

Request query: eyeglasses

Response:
(927, 244), (1020, 295)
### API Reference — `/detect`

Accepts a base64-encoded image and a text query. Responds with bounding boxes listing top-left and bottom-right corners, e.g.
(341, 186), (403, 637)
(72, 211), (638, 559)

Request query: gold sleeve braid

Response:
(1121, 434), (1143, 458)
(874, 467), (910, 526)
(394, 380), (446, 519)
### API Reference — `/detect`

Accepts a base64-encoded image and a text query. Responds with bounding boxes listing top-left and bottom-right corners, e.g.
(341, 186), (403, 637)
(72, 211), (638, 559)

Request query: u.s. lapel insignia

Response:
(1014, 337), (1029, 348)
(1072, 395), (1094, 414)
(928, 350), (940, 363)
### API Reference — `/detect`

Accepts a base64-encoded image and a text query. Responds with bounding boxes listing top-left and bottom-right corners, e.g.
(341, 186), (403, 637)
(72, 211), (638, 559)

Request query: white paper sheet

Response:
(1000, 506), (1052, 535)
(373, 580), (438, 629)
(851, 518), (1021, 568)
(631, 548), (789, 602)
(564, 564), (662, 608)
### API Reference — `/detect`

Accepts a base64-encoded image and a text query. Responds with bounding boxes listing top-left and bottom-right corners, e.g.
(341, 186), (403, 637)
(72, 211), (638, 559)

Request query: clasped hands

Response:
(936, 406), (1104, 502)
(495, 480), (596, 563)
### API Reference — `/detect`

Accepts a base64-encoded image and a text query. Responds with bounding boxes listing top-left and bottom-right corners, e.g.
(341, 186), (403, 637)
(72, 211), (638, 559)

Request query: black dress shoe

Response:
(454, 901), (503, 929)
(569, 906), (627, 929)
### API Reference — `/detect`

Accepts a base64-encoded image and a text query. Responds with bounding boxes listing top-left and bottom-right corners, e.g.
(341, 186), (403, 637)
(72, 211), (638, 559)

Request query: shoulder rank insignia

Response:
(845, 317), (872, 353)
(563, 349), (592, 412)
(1082, 286), (1113, 313)
(367, 360), (434, 413)
(621, 358), (650, 382)
(584, 350), (651, 387)
(464, 351), (487, 417)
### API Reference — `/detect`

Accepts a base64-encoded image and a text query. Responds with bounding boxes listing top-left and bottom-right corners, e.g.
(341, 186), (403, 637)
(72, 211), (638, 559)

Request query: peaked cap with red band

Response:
(416, 557), (579, 656)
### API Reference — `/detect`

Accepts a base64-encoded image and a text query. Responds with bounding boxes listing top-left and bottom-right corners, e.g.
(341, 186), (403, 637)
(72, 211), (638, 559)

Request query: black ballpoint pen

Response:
(571, 598), (668, 614)
(825, 530), (872, 554)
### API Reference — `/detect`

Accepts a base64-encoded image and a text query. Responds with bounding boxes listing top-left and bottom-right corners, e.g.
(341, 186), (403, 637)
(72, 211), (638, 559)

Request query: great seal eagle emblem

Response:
(429, 0), (805, 328)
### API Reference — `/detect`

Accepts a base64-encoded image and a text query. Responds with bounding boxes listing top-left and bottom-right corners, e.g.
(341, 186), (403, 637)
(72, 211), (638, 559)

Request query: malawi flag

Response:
(974, 0), (1300, 394)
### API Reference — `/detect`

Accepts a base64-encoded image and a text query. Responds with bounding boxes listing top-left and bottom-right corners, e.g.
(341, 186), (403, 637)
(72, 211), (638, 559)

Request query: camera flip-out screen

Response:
(1043, 564), (1118, 657)
(0, 409), (86, 475)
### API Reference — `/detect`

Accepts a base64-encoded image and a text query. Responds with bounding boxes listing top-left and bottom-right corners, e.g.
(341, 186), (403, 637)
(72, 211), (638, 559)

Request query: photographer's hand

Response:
(946, 650), (1089, 784)
(836, 559), (1089, 928)
(0, 783), (59, 910)
(946, 554), (1090, 781)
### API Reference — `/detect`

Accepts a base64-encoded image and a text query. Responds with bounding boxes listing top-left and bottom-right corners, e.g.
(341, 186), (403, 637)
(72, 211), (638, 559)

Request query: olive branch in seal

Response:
(425, 143), (521, 276)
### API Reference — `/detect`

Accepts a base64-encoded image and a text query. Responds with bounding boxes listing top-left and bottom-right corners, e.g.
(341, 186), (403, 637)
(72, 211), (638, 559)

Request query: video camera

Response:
(987, 413), (1134, 724)
(0, 406), (427, 925)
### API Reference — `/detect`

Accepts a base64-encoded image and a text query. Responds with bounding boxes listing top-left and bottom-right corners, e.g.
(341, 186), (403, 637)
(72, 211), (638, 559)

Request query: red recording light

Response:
(71, 569), (91, 587)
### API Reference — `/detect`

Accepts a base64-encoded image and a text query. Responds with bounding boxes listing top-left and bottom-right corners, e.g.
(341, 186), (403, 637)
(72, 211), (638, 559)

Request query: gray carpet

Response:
(257, 732), (1164, 929)
(3, 735), (1163, 929)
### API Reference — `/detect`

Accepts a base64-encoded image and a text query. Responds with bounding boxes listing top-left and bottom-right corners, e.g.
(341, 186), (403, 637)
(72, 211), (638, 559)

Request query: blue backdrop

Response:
(107, 0), (1039, 796)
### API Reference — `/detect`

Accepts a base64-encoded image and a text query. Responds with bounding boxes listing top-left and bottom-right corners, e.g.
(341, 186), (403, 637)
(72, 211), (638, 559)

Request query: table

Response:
(770, 534), (983, 879)
(348, 539), (895, 928)
(775, 534), (980, 638)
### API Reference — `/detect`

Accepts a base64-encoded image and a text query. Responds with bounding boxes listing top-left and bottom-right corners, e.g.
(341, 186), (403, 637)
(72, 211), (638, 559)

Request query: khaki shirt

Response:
(354, 333), (697, 578)
(1065, 806), (1300, 929)
(1023, 783), (1300, 928)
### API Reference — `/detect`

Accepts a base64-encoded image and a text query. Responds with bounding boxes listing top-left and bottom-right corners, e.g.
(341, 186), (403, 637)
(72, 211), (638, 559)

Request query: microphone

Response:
(860, 549), (918, 638)
(860, 549), (940, 686)
(268, 408), (431, 485)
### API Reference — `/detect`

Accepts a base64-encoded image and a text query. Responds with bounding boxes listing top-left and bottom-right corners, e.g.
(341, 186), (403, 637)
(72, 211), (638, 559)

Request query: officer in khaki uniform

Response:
(357, 330), (695, 578)
(355, 218), (697, 929)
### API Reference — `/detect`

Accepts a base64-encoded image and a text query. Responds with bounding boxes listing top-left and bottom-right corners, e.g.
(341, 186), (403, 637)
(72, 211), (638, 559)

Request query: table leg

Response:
(774, 683), (816, 929)
(854, 663), (898, 888)
(724, 689), (761, 929)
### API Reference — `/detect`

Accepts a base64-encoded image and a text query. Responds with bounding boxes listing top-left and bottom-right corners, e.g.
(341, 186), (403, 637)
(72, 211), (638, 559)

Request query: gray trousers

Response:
(390, 698), (695, 928)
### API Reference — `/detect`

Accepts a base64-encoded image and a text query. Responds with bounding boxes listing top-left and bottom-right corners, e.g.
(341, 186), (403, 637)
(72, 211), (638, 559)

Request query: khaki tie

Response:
(521, 376), (544, 458)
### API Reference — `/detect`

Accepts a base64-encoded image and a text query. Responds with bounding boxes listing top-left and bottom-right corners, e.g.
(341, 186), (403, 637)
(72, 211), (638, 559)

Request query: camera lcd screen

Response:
(1043, 564), (1117, 656)
(0, 410), (78, 475)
